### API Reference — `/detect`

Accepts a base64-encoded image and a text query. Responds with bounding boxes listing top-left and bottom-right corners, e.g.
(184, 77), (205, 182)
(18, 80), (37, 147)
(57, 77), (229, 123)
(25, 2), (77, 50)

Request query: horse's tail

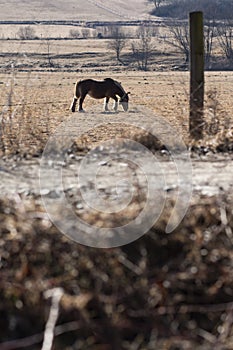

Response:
(70, 80), (81, 112)
(74, 80), (82, 99)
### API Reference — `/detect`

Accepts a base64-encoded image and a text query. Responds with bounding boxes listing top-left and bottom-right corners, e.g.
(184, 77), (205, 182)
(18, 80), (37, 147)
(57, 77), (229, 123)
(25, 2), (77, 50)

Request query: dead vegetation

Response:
(189, 88), (233, 153)
(0, 193), (233, 349)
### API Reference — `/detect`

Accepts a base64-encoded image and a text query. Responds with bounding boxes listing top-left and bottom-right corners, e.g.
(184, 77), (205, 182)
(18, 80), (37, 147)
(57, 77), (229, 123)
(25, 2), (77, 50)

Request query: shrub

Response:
(17, 26), (36, 40)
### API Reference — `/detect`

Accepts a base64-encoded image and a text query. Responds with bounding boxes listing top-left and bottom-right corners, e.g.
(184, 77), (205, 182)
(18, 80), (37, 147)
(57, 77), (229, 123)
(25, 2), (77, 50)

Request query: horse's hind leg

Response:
(70, 81), (81, 112)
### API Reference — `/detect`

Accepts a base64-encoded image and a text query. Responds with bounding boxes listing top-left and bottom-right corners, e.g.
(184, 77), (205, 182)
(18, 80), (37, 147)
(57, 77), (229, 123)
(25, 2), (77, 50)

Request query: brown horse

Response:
(70, 78), (130, 112)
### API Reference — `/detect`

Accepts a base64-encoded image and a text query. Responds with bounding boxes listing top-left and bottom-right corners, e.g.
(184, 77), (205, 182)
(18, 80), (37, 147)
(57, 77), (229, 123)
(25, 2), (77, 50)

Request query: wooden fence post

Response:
(189, 11), (205, 139)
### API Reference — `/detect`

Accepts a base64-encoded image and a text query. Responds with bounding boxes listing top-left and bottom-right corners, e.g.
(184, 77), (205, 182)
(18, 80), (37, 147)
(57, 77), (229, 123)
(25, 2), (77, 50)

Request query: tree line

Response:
(149, 0), (233, 20)
(107, 0), (233, 71)
(107, 20), (233, 71)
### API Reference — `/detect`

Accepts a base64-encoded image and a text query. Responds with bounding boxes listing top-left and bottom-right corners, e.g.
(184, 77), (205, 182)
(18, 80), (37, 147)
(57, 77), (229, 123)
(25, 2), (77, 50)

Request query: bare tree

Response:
(107, 27), (127, 64)
(69, 29), (80, 39)
(151, 0), (163, 9)
(46, 39), (54, 67)
(204, 20), (216, 68)
(17, 26), (36, 40)
(81, 28), (89, 39)
(148, 0), (166, 10)
(131, 25), (155, 71)
(167, 23), (190, 63)
(217, 20), (233, 62)
(167, 20), (215, 67)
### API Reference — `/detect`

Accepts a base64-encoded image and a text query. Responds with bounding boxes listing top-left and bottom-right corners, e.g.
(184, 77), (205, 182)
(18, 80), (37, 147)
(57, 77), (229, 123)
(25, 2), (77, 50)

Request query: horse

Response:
(70, 78), (130, 112)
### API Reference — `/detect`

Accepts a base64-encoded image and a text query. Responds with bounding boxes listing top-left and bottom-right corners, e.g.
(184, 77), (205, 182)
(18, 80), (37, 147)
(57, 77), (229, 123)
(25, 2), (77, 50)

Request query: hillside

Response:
(0, 0), (154, 22)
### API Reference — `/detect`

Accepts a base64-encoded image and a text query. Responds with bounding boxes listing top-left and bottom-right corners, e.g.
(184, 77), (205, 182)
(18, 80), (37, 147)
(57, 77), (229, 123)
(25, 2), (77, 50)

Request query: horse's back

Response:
(76, 79), (94, 95)
(77, 78), (93, 86)
(76, 77), (122, 99)
(78, 78), (114, 86)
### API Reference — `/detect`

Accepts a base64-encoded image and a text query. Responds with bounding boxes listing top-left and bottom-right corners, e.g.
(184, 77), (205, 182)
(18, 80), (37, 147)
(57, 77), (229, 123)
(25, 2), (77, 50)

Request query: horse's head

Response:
(119, 92), (130, 111)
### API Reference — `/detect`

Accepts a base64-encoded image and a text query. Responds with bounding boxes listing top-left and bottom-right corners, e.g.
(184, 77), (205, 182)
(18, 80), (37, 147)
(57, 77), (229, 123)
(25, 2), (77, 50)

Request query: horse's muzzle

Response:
(121, 102), (128, 111)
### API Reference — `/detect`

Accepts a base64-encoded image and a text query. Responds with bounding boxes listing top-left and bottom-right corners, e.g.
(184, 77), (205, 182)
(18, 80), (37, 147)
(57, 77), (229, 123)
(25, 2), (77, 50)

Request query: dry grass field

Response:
(0, 0), (154, 22)
(1, 6), (233, 350)
(1, 67), (233, 155)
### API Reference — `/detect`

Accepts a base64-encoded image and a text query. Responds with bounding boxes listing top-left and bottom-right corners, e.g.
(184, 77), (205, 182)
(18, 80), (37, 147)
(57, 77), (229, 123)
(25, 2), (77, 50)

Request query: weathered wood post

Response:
(189, 11), (205, 139)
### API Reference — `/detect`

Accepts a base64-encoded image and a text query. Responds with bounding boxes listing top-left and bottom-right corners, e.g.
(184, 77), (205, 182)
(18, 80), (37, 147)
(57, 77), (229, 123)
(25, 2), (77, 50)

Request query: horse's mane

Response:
(104, 78), (114, 83)
(115, 81), (126, 95)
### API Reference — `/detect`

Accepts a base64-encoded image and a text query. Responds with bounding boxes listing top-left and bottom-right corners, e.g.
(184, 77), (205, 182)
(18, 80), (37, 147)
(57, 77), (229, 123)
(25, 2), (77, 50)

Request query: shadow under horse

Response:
(70, 78), (130, 112)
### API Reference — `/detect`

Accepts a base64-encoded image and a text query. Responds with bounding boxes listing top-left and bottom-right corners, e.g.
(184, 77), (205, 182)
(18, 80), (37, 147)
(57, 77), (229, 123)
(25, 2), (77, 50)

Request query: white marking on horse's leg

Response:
(70, 97), (77, 112)
(113, 101), (118, 111)
(104, 99), (109, 112)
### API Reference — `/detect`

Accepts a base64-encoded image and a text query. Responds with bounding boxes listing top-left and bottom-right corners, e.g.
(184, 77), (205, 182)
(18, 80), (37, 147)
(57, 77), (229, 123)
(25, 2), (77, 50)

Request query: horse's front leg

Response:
(112, 96), (118, 111)
(104, 97), (110, 112)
